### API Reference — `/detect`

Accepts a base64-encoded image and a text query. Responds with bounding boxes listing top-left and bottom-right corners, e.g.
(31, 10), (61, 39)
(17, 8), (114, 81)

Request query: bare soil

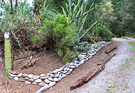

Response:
(0, 41), (119, 93)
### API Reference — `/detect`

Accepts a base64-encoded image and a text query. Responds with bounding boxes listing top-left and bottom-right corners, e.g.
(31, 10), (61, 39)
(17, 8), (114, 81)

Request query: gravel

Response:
(74, 38), (135, 93)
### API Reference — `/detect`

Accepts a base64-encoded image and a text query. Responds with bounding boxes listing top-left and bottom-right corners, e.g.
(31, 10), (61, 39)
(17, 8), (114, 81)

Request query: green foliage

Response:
(88, 0), (115, 40)
(111, 0), (135, 37)
(31, 35), (42, 44)
(58, 49), (63, 58)
(33, 14), (76, 63)
(63, 49), (76, 63)
(73, 41), (90, 53)
(61, 0), (97, 40)
(46, 0), (64, 13)
(38, 1), (56, 21)
(0, 2), (41, 48)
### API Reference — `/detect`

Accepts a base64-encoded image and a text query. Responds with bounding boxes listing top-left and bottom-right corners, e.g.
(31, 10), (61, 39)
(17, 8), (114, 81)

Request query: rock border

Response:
(8, 41), (111, 93)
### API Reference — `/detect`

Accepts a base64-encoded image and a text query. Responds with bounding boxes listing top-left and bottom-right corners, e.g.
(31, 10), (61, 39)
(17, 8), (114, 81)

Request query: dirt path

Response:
(73, 38), (135, 93)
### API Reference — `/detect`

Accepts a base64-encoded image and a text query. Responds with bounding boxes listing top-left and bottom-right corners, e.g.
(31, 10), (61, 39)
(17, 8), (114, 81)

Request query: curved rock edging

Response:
(8, 41), (111, 93)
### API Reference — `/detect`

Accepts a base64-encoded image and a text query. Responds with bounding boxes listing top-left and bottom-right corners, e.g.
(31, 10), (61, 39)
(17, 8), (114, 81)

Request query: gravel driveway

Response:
(74, 38), (135, 93)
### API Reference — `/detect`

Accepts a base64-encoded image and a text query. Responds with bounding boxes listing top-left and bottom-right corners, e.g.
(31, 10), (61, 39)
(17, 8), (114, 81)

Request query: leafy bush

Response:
(32, 14), (76, 63)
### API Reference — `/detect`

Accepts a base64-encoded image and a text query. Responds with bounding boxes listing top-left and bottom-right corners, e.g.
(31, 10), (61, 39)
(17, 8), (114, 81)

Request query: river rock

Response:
(25, 81), (31, 85)
(54, 73), (59, 78)
(40, 74), (45, 77)
(14, 77), (19, 81)
(53, 69), (60, 74)
(48, 77), (53, 81)
(17, 73), (22, 77)
(40, 76), (47, 80)
(28, 74), (34, 79)
(53, 78), (59, 82)
(50, 74), (54, 78)
(35, 79), (42, 83)
(29, 79), (34, 82)
(44, 79), (50, 83)
(25, 77), (29, 81)
(11, 71), (19, 75)
(22, 74), (28, 77)
(33, 75), (40, 80)
(37, 84), (50, 93)
(49, 82), (56, 87)
(10, 74), (16, 78)
(20, 77), (25, 82)
(32, 82), (37, 85)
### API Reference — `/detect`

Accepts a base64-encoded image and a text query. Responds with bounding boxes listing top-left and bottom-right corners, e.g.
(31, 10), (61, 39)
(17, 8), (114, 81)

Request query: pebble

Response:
(32, 82), (37, 85)
(54, 73), (59, 78)
(50, 74), (54, 78)
(25, 81), (31, 85)
(35, 79), (42, 83)
(37, 84), (50, 93)
(53, 78), (59, 82)
(70, 65), (76, 69)
(22, 74), (28, 77)
(17, 73), (22, 77)
(11, 71), (19, 75)
(80, 60), (84, 64)
(48, 77), (53, 81)
(28, 74), (34, 79)
(44, 79), (50, 83)
(53, 69), (60, 74)
(40, 74), (45, 77)
(14, 77), (19, 81)
(10, 74), (16, 77)
(61, 74), (66, 78)
(49, 82), (56, 87)
(25, 77), (29, 81)
(29, 79), (34, 82)
(33, 75), (40, 80)
(20, 77), (25, 82)
(40, 76), (47, 80)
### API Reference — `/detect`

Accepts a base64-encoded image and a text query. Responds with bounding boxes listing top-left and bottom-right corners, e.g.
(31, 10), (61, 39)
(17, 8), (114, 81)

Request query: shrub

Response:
(32, 14), (76, 63)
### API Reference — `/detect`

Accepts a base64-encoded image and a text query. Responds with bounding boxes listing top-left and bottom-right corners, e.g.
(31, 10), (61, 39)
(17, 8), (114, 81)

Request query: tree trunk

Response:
(10, 0), (13, 15)
(15, 0), (18, 9)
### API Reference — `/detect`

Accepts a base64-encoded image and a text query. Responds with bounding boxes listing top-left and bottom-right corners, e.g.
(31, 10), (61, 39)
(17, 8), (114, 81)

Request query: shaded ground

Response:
(0, 41), (118, 93)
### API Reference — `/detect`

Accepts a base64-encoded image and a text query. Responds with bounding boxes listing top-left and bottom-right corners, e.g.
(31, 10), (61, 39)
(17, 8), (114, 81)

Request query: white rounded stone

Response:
(35, 79), (42, 83)
(28, 74), (34, 79)
(44, 79), (50, 83)
(49, 82), (56, 87)
(25, 81), (31, 84)
(53, 78), (59, 82)
(14, 77), (19, 81)
(33, 75), (40, 80)
(40, 74), (45, 77)
(17, 73), (22, 77)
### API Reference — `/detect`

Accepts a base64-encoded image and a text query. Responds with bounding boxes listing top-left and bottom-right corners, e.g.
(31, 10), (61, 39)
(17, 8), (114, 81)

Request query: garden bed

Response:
(0, 41), (119, 93)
